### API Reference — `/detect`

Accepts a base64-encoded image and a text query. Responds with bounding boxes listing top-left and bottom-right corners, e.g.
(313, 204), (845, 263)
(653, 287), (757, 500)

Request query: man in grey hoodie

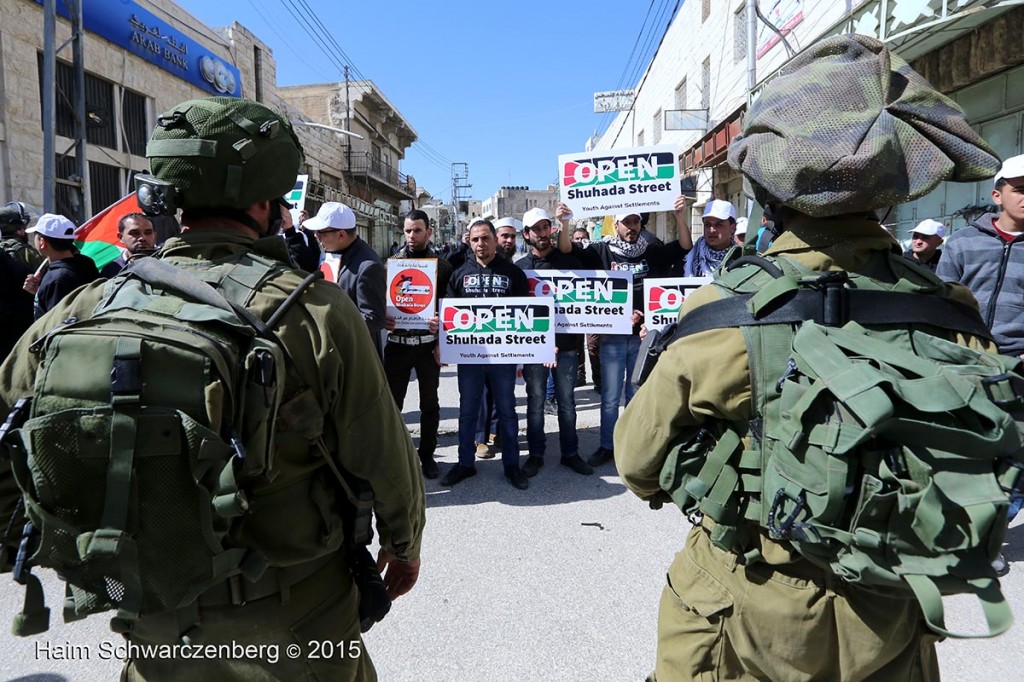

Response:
(937, 153), (1024, 576)
(938, 155), (1024, 359)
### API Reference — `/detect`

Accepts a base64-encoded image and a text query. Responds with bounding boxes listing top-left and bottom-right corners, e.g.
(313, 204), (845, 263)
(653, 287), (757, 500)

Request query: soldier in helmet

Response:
(0, 98), (425, 681)
(0, 201), (44, 270)
(615, 35), (1000, 681)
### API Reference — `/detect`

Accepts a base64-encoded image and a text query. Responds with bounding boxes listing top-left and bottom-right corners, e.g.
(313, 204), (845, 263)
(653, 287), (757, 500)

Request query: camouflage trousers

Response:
(650, 526), (940, 681)
(120, 555), (375, 682)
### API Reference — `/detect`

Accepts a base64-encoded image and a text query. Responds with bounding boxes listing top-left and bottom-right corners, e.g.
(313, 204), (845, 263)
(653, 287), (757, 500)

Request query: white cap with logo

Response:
(909, 219), (946, 238)
(995, 154), (1024, 187)
(521, 208), (551, 229)
(25, 213), (78, 239)
(702, 200), (737, 221)
(303, 202), (357, 231)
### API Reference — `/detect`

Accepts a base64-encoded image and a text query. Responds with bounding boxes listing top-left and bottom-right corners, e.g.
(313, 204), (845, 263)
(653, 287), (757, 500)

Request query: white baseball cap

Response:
(702, 200), (737, 221)
(495, 216), (524, 231)
(735, 217), (749, 235)
(25, 213), (78, 239)
(303, 202), (356, 231)
(522, 208), (551, 229)
(995, 154), (1024, 186)
(909, 219), (946, 238)
(614, 212), (641, 222)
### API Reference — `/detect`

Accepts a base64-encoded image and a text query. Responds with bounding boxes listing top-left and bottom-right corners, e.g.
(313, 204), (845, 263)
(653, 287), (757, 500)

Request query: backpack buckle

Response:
(808, 272), (850, 327)
(767, 489), (807, 540)
(981, 373), (1024, 410)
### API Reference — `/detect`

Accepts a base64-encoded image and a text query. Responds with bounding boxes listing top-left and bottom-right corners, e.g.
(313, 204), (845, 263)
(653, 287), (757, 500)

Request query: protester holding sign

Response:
(518, 208), (592, 478)
(383, 209), (453, 480)
(442, 218), (532, 491)
(556, 199), (689, 468)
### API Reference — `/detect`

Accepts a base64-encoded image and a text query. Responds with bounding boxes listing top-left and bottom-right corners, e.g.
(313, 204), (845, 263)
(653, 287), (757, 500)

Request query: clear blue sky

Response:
(174, 0), (680, 204)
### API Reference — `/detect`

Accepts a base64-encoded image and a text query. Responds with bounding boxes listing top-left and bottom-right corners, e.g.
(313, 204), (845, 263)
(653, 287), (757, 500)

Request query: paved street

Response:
(1, 365), (1022, 681)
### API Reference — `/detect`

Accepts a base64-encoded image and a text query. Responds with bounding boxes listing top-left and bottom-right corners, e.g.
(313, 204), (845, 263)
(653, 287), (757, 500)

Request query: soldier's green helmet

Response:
(728, 34), (1000, 218)
(141, 97), (303, 212)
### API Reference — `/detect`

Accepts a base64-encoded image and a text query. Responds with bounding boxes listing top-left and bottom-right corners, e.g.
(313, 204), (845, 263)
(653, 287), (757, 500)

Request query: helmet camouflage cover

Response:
(727, 34), (1000, 217)
(146, 97), (304, 210)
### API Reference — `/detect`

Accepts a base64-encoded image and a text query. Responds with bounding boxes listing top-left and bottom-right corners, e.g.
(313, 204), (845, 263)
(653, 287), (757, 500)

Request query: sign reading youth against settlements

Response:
(523, 270), (633, 335)
(559, 145), (680, 219)
(440, 297), (555, 365)
(387, 259), (437, 330)
(644, 277), (712, 333)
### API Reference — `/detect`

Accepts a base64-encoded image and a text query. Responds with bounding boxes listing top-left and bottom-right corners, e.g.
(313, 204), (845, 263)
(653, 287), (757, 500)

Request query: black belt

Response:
(387, 333), (438, 346)
(197, 553), (338, 607)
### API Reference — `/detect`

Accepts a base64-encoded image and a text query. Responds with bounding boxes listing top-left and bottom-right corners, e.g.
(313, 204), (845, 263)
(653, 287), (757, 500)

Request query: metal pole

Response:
(746, 0), (757, 103)
(71, 0), (87, 220)
(42, 0), (56, 213)
(344, 65), (351, 171)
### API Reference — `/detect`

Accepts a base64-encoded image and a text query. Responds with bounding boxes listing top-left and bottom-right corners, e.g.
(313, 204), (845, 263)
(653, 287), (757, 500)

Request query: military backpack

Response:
(0, 254), (320, 635)
(639, 252), (1024, 638)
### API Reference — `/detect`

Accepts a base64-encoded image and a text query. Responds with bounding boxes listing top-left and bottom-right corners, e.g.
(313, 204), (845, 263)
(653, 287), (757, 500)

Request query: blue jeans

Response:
(523, 350), (579, 459)
(474, 379), (498, 445)
(457, 364), (519, 469)
(599, 334), (641, 450)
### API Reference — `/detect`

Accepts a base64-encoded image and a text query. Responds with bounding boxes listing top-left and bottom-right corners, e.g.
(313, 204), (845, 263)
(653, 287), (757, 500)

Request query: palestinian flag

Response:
(75, 194), (141, 269)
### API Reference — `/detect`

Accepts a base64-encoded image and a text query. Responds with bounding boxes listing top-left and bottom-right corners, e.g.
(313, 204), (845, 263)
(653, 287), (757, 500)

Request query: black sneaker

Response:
(504, 466), (530, 490)
(522, 456), (544, 478)
(440, 464), (477, 487)
(587, 447), (614, 468)
(544, 398), (558, 415)
(420, 455), (439, 480)
(561, 454), (593, 475)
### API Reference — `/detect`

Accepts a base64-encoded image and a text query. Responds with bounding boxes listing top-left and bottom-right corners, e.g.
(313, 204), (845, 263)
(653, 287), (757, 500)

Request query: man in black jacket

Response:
(443, 218), (531, 491)
(23, 213), (99, 319)
(384, 209), (453, 479)
(305, 202), (387, 358)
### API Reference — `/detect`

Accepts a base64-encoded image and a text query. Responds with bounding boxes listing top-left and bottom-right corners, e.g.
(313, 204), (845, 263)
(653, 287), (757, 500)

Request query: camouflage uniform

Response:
(0, 100), (425, 681)
(615, 35), (1001, 681)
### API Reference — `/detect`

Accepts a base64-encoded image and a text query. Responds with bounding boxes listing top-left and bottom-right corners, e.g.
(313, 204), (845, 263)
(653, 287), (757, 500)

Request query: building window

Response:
(653, 110), (662, 144)
(735, 4), (747, 63)
(636, 130), (645, 146)
(675, 78), (687, 110)
(37, 54), (122, 151)
(122, 89), (148, 157)
(703, 0), (711, 23)
(89, 161), (121, 212)
(702, 56), (711, 111)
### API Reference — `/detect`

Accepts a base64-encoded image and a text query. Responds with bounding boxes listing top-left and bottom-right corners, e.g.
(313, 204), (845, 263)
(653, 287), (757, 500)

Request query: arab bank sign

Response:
(39, 0), (242, 98)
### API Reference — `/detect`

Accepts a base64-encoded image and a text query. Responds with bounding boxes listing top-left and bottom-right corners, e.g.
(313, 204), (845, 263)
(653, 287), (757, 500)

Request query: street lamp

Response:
(291, 120), (364, 140)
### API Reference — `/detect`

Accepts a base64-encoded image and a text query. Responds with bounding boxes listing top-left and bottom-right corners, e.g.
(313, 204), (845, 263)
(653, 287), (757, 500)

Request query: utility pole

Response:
(451, 162), (470, 243)
(42, 0), (88, 219)
(344, 64), (352, 171)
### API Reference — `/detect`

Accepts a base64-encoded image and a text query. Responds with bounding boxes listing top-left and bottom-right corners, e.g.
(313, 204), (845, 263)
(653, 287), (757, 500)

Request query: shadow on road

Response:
(1003, 522), (1024, 563)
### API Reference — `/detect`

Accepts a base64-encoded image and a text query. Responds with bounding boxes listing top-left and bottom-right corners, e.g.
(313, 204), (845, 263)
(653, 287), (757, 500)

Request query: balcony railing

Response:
(347, 151), (415, 197)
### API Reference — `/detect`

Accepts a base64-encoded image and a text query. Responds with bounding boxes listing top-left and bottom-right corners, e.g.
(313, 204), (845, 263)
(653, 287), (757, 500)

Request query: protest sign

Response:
(439, 297), (555, 364)
(387, 258), (438, 330)
(558, 145), (679, 218)
(523, 270), (633, 335)
(644, 277), (712, 333)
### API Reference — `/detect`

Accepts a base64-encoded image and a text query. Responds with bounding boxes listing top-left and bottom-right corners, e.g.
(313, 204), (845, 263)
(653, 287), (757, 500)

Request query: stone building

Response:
(590, 0), (1024, 240)
(279, 80), (418, 250)
(0, 0), (415, 255)
(480, 185), (558, 223)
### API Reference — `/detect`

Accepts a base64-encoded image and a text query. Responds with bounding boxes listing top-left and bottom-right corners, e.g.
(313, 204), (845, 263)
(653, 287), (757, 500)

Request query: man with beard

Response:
(518, 208), (591, 478)
(683, 199), (738, 276)
(494, 217), (521, 261)
(383, 209), (453, 479)
(557, 199), (690, 468)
